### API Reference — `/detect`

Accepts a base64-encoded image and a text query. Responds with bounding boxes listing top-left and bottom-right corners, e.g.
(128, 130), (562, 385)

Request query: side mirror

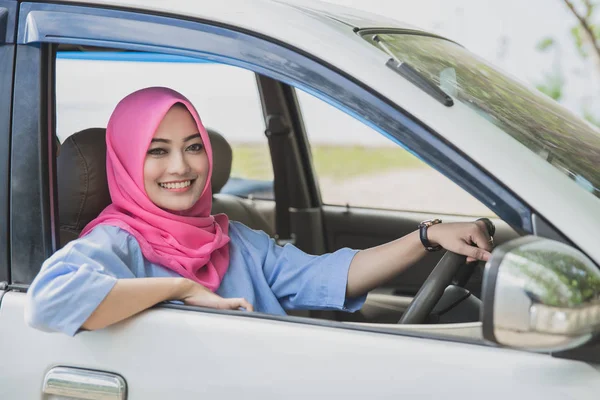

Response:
(482, 236), (600, 352)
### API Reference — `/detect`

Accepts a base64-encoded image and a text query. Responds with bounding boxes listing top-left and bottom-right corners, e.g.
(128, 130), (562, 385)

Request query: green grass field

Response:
(230, 144), (425, 181)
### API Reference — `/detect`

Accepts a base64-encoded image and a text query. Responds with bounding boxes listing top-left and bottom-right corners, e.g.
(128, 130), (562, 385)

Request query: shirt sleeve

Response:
(25, 226), (139, 336)
(231, 222), (366, 312)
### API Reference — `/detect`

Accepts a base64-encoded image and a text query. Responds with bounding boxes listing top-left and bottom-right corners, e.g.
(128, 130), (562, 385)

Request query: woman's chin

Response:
(156, 199), (199, 214)
(148, 186), (204, 214)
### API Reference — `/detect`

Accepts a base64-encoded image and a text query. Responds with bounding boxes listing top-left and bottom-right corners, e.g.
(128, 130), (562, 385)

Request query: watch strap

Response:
(419, 219), (442, 252)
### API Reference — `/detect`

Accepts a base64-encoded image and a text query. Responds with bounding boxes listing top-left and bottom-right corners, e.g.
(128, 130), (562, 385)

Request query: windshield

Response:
(364, 33), (600, 198)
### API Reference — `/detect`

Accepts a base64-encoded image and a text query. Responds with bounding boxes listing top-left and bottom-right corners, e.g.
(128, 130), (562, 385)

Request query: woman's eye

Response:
(147, 148), (167, 156)
(187, 143), (204, 152)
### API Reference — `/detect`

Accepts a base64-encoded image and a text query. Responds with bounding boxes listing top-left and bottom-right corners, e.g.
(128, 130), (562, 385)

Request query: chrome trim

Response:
(43, 367), (126, 400)
(346, 321), (483, 341)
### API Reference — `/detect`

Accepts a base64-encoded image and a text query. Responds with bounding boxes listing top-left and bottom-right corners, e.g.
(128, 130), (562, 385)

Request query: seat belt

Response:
(265, 114), (295, 246)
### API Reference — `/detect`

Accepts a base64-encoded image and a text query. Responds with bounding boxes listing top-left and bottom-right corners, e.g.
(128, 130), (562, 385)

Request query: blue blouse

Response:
(25, 221), (365, 336)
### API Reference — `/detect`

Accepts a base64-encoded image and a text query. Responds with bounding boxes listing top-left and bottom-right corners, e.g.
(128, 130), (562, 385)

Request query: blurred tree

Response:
(536, 0), (600, 125)
(562, 0), (600, 62)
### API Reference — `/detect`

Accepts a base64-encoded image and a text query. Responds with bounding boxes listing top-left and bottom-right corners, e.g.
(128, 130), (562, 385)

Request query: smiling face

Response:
(144, 104), (209, 212)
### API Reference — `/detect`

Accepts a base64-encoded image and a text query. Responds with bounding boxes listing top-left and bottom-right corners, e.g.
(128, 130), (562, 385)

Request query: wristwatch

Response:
(418, 218), (442, 251)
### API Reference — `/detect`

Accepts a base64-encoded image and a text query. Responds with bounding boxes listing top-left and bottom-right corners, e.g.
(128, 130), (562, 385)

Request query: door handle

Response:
(43, 366), (126, 399)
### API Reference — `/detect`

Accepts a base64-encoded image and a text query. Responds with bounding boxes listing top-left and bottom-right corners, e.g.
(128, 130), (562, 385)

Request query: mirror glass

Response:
(484, 236), (600, 352)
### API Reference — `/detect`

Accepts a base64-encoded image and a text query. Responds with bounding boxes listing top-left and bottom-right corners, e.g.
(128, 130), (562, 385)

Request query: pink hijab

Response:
(81, 87), (230, 291)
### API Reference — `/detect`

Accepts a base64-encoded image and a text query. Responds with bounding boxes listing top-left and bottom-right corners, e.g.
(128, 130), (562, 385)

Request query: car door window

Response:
(56, 53), (272, 197)
(295, 89), (494, 216)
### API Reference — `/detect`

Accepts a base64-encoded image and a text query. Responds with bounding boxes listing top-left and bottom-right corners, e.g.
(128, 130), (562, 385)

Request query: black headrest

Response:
(58, 128), (110, 246)
(57, 127), (232, 247)
(208, 128), (232, 194)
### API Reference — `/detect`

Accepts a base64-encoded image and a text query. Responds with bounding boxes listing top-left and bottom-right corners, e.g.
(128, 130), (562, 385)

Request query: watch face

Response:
(420, 218), (442, 227)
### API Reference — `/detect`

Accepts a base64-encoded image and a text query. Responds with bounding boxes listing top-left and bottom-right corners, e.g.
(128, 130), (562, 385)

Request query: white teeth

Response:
(159, 180), (191, 189)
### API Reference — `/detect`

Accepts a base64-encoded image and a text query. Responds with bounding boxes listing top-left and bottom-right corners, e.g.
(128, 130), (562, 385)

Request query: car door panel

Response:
(322, 205), (519, 295)
(2, 291), (599, 399)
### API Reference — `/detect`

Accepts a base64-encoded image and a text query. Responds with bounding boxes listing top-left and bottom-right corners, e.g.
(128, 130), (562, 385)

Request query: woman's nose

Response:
(167, 152), (190, 175)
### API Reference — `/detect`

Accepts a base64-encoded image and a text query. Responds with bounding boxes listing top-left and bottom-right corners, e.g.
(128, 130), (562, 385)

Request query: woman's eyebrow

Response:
(150, 133), (200, 144)
(183, 133), (201, 142)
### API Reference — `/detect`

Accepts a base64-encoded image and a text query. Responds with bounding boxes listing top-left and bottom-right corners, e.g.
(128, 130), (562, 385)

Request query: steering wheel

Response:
(398, 218), (495, 325)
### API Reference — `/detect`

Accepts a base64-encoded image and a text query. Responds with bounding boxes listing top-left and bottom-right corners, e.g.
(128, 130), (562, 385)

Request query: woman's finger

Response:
(239, 298), (254, 312)
(470, 224), (493, 253)
(223, 298), (254, 312)
(459, 242), (491, 262)
(475, 219), (495, 237)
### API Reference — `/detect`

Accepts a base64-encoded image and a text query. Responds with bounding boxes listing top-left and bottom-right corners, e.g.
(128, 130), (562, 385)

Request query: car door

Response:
(2, 2), (600, 399)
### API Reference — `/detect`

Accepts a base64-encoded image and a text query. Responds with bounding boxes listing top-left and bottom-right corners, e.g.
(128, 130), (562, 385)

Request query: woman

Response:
(25, 87), (493, 336)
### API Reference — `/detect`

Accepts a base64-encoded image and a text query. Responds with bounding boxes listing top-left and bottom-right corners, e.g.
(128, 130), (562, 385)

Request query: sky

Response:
(321, 0), (599, 116)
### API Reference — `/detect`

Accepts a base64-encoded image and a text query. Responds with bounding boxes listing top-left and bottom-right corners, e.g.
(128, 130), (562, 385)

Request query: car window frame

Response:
(54, 52), (274, 200)
(0, 45), (12, 284)
(10, 41), (57, 284)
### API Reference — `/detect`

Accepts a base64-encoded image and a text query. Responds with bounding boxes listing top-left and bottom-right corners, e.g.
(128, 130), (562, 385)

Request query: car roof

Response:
(55, 0), (432, 36)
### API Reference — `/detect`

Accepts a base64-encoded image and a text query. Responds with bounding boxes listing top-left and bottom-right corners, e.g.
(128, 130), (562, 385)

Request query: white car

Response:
(1, 0), (599, 399)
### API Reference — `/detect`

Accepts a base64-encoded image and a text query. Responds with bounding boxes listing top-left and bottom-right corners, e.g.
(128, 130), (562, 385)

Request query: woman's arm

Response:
(346, 221), (492, 298)
(26, 226), (253, 335)
(82, 277), (253, 331)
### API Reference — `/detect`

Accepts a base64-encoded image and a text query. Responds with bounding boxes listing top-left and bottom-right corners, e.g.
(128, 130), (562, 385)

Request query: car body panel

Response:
(2, 292), (600, 399)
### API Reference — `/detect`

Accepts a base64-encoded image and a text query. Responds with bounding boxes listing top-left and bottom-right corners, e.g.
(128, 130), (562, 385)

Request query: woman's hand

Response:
(346, 219), (494, 298)
(427, 220), (493, 263)
(80, 277), (252, 332)
(176, 278), (254, 311)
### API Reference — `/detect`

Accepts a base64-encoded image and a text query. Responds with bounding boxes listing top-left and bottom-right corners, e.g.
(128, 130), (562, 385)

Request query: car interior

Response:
(52, 46), (522, 339)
